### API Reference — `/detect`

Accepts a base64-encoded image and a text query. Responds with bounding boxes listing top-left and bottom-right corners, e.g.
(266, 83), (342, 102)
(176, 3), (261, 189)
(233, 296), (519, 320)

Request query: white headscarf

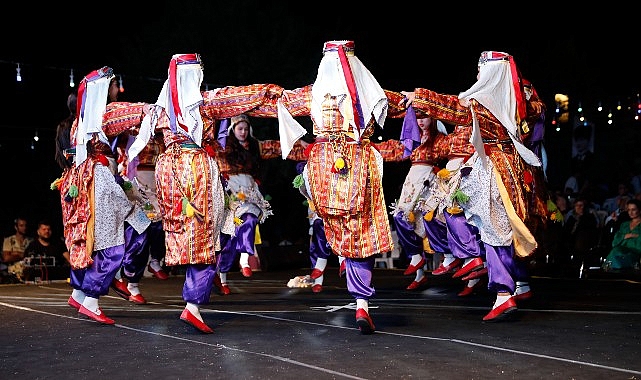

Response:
(311, 40), (387, 137)
(74, 67), (114, 167)
(128, 54), (204, 161)
(458, 51), (540, 167)
(277, 41), (388, 156)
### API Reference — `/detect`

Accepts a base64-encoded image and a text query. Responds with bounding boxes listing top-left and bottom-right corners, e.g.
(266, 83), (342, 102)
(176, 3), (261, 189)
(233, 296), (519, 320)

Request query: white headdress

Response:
(459, 51), (540, 167)
(74, 66), (114, 167)
(128, 54), (204, 160)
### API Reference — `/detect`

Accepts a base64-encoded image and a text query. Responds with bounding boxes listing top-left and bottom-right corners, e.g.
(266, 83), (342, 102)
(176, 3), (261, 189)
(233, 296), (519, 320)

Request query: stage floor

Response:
(1, 266), (640, 379)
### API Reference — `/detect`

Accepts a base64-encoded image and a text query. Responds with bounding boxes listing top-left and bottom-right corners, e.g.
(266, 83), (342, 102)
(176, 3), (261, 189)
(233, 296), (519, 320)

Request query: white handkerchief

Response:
(277, 99), (307, 159)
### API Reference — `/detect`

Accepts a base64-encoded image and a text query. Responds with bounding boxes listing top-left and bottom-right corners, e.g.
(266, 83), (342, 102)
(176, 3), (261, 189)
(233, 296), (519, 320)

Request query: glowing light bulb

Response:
(16, 63), (21, 82)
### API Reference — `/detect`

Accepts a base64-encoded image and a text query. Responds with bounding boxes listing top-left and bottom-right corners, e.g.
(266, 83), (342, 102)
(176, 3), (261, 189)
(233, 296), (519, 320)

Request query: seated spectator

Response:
(1, 217), (33, 282)
(563, 198), (599, 260)
(22, 220), (70, 282)
(602, 182), (634, 214)
(23, 220), (70, 266)
(563, 169), (587, 204)
(603, 199), (641, 271)
(603, 195), (631, 245)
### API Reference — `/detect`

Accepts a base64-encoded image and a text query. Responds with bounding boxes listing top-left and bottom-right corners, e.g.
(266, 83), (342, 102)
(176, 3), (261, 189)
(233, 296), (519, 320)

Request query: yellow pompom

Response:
(308, 201), (316, 213)
(237, 192), (246, 201)
(407, 212), (416, 223)
(334, 157), (345, 170)
(234, 216), (243, 226)
(185, 203), (196, 217)
(437, 168), (451, 179)
(424, 210), (434, 222)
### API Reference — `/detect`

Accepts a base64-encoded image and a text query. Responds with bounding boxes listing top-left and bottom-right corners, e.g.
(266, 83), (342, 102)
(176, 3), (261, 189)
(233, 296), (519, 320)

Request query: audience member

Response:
(602, 195), (632, 248)
(22, 220), (70, 281)
(603, 198), (641, 271)
(563, 168), (587, 203)
(602, 182), (634, 214)
(1, 217), (33, 281)
(563, 198), (599, 262)
(23, 220), (70, 265)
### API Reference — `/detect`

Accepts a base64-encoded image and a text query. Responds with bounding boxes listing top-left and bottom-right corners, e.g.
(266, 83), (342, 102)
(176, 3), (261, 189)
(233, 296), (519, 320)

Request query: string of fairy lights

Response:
(552, 92), (641, 132)
(3, 59), (641, 150)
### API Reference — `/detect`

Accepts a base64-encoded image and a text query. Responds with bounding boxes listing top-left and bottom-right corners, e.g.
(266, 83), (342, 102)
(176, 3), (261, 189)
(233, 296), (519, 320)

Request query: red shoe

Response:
(452, 257), (484, 278)
(403, 258), (426, 276)
(241, 266), (253, 278)
(310, 268), (324, 279)
(128, 294), (147, 304)
(339, 260), (346, 278)
(312, 284), (322, 293)
(111, 278), (131, 300)
(355, 308), (376, 335)
(432, 258), (462, 276)
(147, 264), (169, 280)
(483, 297), (517, 321)
(406, 277), (428, 290)
(513, 289), (532, 302)
(180, 308), (213, 334)
(461, 267), (488, 281)
(220, 284), (231, 295)
(78, 305), (115, 325)
(67, 296), (81, 310)
(457, 278), (486, 297)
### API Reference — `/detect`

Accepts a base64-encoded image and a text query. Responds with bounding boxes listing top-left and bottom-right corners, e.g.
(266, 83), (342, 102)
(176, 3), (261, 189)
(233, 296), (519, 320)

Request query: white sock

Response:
(71, 289), (86, 304)
(493, 294), (511, 308)
(414, 269), (425, 282)
(338, 256), (345, 265)
(219, 272), (227, 284)
(515, 281), (530, 295)
(442, 253), (456, 266)
(127, 283), (140, 296)
(356, 299), (368, 312)
(185, 302), (203, 322)
(409, 254), (423, 266)
(239, 252), (250, 268)
(149, 259), (162, 272)
(113, 270), (122, 281)
(314, 275), (323, 285)
(463, 257), (475, 266)
(314, 257), (328, 271)
(467, 278), (481, 288)
(82, 296), (100, 314)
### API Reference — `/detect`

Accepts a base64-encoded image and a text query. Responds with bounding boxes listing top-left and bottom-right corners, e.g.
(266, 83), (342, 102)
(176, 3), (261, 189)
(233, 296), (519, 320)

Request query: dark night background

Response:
(1, 3), (640, 242)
